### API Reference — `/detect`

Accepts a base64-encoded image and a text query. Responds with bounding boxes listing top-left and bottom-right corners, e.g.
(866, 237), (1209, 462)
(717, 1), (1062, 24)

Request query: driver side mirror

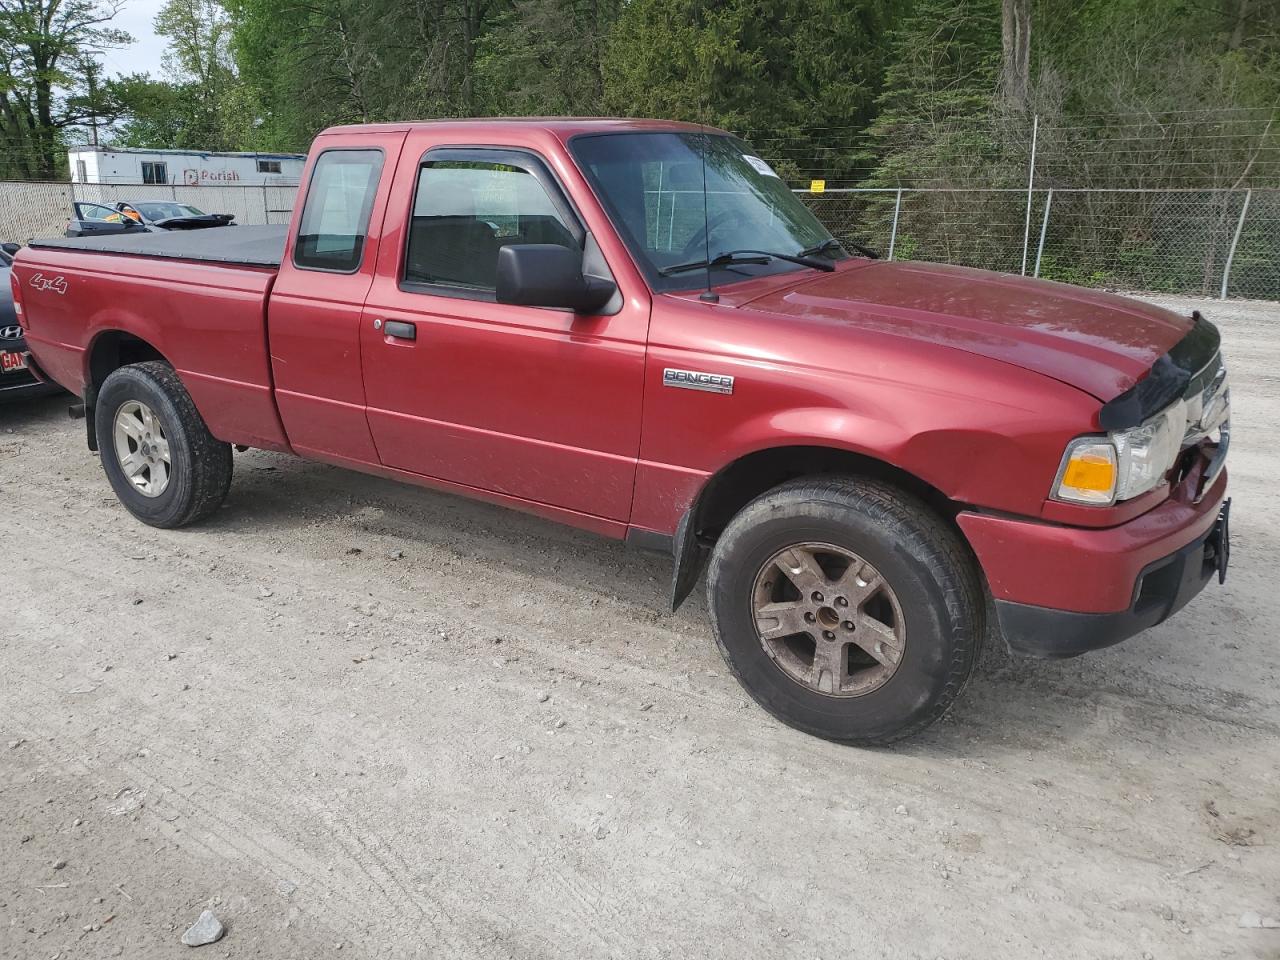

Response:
(1, 242), (19, 256)
(495, 244), (615, 314)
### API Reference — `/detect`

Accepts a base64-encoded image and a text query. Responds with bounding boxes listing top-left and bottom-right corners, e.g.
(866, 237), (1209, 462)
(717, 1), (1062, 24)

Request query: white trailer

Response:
(67, 147), (306, 187)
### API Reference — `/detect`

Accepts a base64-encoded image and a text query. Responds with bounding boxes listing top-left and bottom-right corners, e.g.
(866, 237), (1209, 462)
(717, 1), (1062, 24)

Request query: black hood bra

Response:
(1098, 312), (1221, 431)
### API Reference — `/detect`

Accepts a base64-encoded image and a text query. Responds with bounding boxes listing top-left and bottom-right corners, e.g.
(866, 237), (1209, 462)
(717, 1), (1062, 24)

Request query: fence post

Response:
(888, 188), (903, 260)
(1033, 188), (1053, 278)
(1219, 189), (1252, 300)
(1020, 114), (1039, 276)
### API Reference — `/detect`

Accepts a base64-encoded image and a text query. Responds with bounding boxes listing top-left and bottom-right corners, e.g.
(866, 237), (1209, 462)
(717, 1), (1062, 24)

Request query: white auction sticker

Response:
(743, 155), (780, 178)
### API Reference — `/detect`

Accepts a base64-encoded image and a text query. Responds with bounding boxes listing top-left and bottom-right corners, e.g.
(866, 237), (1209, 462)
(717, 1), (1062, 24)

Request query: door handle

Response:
(381, 320), (416, 341)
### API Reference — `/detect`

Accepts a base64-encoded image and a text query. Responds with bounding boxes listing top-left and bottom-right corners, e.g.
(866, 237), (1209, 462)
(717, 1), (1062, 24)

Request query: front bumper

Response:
(959, 459), (1228, 658)
(991, 497), (1229, 658)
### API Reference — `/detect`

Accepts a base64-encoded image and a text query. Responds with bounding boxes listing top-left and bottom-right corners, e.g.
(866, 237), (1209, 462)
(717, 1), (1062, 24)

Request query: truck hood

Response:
(738, 260), (1192, 401)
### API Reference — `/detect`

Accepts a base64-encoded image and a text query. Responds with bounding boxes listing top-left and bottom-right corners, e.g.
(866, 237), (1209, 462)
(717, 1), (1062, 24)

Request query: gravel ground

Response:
(2, 293), (1278, 960)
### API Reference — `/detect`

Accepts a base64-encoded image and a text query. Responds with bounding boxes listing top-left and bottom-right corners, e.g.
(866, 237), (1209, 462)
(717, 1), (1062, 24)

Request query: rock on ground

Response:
(181, 910), (225, 947)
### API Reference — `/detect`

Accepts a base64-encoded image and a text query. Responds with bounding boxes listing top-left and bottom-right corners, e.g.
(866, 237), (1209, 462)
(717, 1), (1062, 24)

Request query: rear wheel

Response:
(706, 476), (983, 745)
(95, 361), (232, 528)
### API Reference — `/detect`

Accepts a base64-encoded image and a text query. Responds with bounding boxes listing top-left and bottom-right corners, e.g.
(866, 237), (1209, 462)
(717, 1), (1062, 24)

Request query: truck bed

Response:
(28, 224), (287, 268)
(17, 226), (291, 453)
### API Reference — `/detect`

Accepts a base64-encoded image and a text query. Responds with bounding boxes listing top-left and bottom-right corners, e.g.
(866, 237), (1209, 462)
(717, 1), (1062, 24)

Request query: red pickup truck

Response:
(11, 119), (1231, 744)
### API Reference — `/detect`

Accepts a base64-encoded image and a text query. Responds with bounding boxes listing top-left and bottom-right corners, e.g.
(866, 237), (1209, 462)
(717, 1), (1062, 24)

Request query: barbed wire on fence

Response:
(744, 108), (1279, 190)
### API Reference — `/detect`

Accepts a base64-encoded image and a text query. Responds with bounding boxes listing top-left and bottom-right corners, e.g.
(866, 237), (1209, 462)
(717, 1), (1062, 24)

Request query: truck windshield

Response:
(570, 131), (845, 292)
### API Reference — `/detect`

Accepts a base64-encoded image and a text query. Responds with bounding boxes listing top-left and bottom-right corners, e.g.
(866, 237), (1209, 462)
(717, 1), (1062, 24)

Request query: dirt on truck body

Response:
(11, 118), (1231, 743)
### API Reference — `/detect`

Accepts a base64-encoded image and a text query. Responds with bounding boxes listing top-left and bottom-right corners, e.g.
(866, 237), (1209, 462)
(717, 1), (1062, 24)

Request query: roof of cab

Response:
(316, 117), (731, 139)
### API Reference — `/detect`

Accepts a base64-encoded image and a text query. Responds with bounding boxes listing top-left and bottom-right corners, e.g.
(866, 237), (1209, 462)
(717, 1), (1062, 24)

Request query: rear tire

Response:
(706, 476), (983, 745)
(95, 361), (232, 529)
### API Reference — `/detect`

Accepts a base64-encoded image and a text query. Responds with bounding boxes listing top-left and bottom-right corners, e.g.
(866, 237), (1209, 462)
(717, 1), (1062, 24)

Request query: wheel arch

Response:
(83, 330), (172, 451)
(670, 443), (967, 611)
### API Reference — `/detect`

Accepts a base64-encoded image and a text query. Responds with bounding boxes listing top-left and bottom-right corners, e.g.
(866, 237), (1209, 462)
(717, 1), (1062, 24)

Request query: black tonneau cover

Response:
(28, 224), (287, 268)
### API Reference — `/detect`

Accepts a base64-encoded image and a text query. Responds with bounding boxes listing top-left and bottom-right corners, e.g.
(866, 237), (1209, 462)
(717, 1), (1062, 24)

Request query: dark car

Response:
(65, 201), (235, 238)
(1, 243), (62, 400)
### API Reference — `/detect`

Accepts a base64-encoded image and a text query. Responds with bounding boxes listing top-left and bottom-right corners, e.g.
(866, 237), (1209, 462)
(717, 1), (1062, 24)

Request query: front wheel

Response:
(95, 361), (233, 529)
(706, 476), (983, 745)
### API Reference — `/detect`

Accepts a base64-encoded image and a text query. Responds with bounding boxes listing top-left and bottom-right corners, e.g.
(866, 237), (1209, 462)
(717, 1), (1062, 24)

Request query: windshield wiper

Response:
(659, 248), (835, 277)
(800, 237), (880, 260)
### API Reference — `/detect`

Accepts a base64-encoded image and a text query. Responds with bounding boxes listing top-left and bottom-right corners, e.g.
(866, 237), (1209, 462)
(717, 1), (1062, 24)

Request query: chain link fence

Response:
(799, 186), (1279, 300)
(0, 180), (298, 245)
(2, 176), (1277, 301)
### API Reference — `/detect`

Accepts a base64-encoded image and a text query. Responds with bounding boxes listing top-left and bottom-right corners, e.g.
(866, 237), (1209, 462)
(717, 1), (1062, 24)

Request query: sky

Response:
(100, 0), (170, 79)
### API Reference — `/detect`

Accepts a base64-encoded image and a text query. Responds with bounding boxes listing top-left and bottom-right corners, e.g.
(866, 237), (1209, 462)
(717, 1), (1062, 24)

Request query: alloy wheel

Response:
(113, 400), (172, 498)
(751, 542), (906, 697)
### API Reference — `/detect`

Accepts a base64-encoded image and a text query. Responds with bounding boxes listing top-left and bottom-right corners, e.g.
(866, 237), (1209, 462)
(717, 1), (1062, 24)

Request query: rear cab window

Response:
(294, 149), (385, 273)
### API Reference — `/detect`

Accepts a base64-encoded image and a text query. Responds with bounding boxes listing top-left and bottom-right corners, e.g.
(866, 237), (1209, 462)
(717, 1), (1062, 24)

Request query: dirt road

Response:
(3, 294), (1278, 960)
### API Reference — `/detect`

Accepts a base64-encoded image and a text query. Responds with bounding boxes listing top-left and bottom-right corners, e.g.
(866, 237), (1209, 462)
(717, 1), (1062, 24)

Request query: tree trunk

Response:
(35, 76), (59, 180)
(460, 0), (478, 114)
(1229, 0), (1249, 49)
(1000, 0), (1032, 112)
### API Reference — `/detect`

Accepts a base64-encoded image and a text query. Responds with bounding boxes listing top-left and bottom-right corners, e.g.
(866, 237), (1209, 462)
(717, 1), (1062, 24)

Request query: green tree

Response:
(601, 0), (893, 182)
(154, 0), (246, 148)
(0, 0), (131, 178)
(863, 0), (1004, 188)
(108, 74), (203, 148)
(225, 0), (519, 151)
(475, 0), (620, 115)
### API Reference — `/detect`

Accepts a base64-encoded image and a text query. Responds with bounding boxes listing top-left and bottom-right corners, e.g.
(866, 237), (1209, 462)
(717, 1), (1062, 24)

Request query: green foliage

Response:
(862, 0), (1005, 188)
(0, 0), (132, 178)
(602, 0), (892, 182)
(475, 0), (621, 115)
(107, 75), (193, 148)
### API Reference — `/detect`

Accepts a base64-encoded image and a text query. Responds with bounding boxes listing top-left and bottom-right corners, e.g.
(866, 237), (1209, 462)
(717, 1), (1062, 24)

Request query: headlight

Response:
(1054, 401), (1188, 505)
(1113, 401), (1187, 500)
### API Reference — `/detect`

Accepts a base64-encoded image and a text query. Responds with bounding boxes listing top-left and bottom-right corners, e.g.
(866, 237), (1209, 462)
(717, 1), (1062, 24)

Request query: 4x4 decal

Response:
(29, 273), (68, 295)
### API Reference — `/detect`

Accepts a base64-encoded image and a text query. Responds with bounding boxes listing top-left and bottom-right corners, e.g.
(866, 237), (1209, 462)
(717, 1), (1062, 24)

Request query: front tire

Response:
(95, 362), (233, 529)
(707, 476), (983, 745)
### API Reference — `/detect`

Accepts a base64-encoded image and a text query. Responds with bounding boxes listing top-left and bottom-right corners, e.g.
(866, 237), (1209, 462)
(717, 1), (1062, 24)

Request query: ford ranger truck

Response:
(11, 119), (1231, 745)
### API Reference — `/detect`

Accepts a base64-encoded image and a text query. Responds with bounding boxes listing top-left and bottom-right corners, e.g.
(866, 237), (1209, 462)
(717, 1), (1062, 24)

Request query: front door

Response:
(70, 202), (138, 237)
(359, 145), (648, 521)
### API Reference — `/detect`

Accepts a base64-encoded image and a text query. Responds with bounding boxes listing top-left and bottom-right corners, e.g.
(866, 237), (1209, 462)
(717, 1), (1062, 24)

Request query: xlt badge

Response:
(663, 368), (734, 395)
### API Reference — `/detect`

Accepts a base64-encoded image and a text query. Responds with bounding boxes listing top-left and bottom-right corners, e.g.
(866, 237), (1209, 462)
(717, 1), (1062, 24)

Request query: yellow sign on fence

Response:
(809, 179), (826, 194)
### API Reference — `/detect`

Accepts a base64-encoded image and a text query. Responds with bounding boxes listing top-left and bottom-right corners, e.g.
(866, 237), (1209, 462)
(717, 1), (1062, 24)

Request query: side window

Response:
(293, 149), (384, 272)
(141, 161), (167, 185)
(77, 203), (122, 222)
(404, 159), (578, 292)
